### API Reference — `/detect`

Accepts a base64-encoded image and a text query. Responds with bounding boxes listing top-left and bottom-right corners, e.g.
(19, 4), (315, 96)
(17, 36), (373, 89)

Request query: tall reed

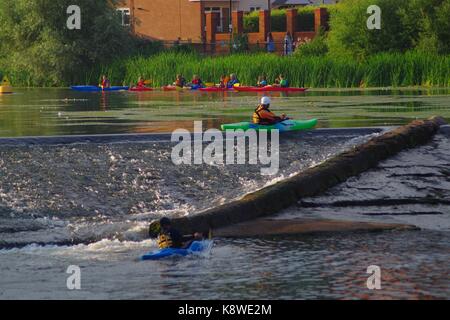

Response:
(104, 51), (449, 88)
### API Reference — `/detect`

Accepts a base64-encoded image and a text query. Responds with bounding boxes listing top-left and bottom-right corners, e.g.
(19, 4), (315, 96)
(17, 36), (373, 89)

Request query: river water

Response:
(0, 88), (449, 299)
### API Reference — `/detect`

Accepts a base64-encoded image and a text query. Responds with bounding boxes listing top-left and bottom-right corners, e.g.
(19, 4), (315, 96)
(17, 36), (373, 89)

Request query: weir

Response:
(170, 116), (447, 236)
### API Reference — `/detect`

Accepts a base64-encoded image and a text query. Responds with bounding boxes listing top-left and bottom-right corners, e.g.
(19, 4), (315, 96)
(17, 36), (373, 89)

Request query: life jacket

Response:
(192, 78), (202, 85)
(280, 79), (289, 87)
(137, 80), (145, 87)
(253, 105), (277, 125)
(101, 79), (110, 88)
(175, 78), (186, 87)
(257, 80), (267, 87)
(157, 232), (173, 249)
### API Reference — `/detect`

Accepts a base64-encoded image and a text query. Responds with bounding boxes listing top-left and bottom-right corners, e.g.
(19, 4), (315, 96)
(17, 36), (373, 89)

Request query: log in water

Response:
(170, 116), (447, 235)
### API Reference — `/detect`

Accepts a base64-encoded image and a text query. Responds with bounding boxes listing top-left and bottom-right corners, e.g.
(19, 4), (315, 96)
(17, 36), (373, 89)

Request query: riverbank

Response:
(2, 51), (449, 88)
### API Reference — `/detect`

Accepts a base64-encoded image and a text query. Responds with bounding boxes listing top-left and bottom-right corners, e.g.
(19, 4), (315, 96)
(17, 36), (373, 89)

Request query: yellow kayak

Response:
(0, 76), (13, 94)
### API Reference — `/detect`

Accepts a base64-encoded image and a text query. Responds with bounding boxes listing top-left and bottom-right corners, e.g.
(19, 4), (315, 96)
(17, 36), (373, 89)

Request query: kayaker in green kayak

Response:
(253, 96), (287, 125)
(274, 74), (289, 88)
(149, 217), (203, 249)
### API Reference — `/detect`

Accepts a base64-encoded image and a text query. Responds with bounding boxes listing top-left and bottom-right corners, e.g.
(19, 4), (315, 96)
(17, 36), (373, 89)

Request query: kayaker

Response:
(253, 96), (287, 125)
(227, 74), (240, 88)
(274, 74), (289, 88)
(137, 76), (146, 88)
(153, 217), (203, 250)
(100, 75), (111, 89)
(190, 74), (203, 88)
(257, 75), (268, 87)
(173, 74), (187, 88)
(218, 75), (227, 88)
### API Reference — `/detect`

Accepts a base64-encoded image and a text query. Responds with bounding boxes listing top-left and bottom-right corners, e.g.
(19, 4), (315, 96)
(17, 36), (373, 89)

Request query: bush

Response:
(327, 0), (450, 59)
(413, 0), (450, 55)
(231, 34), (250, 53)
(243, 11), (259, 33)
(295, 34), (328, 57)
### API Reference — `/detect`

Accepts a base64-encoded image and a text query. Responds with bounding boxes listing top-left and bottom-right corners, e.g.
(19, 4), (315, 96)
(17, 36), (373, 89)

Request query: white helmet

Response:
(261, 96), (271, 105)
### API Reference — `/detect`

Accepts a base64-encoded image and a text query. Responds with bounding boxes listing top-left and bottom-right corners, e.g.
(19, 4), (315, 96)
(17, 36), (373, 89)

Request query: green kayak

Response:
(221, 119), (318, 132)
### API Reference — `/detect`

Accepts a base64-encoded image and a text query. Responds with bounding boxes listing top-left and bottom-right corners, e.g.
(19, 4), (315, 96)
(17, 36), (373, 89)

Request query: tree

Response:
(0, 0), (135, 86)
(412, 0), (450, 54)
(326, 0), (450, 59)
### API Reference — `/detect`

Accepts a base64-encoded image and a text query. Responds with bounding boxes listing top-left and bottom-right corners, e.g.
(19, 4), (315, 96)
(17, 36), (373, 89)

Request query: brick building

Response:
(118, 0), (329, 53)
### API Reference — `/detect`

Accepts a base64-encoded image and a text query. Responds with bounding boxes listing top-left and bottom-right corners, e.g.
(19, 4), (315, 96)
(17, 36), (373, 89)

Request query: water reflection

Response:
(0, 87), (449, 137)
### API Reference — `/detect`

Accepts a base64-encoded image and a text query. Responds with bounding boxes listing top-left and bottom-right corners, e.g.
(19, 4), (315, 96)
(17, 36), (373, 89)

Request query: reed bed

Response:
(102, 51), (449, 88)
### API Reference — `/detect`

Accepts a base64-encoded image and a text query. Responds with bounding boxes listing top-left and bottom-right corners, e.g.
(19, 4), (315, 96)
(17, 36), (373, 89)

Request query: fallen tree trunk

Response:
(170, 117), (447, 234)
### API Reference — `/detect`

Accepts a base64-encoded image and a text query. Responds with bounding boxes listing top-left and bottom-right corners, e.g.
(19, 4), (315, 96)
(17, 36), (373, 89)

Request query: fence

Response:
(204, 8), (328, 55)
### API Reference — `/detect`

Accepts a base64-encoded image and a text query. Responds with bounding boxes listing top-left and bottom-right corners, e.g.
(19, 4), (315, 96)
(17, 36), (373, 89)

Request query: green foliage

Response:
(413, 0), (450, 54)
(0, 0), (144, 86)
(102, 51), (449, 89)
(231, 34), (250, 53)
(243, 11), (259, 33)
(295, 34), (328, 57)
(327, 0), (450, 59)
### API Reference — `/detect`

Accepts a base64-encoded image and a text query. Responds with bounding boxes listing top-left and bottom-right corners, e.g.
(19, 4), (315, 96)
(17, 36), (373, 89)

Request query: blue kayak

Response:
(71, 85), (129, 92)
(141, 240), (212, 261)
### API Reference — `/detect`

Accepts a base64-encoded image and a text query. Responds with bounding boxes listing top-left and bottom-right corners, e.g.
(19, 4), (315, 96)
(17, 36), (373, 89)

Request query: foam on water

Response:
(0, 131), (375, 247)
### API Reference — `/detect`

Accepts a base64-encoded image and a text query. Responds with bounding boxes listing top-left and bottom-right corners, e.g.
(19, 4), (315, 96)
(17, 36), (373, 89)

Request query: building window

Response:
(250, 7), (261, 12)
(117, 8), (131, 26)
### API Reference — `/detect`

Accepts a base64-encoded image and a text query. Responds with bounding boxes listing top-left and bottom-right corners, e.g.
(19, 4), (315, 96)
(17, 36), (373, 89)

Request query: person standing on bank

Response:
(267, 32), (275, 53)
(284, 32), (293, 56)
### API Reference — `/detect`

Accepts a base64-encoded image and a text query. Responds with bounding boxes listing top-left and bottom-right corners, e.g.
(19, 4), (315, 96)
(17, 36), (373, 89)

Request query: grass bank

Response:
(101, 51), (449, 88)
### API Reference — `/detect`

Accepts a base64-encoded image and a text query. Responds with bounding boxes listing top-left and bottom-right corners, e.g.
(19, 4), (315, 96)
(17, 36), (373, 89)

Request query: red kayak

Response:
(199, 87), (233, 92)
(234, 86), (307, 92)
(129, 87), (153, 92)
(162, 86), (191, 91)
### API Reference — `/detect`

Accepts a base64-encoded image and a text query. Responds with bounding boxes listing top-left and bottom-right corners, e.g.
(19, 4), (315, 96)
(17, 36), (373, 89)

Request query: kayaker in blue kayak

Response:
(253, 96), (287, 125)
(100, 75), (111, 89)
(153, 217), (203, 249)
